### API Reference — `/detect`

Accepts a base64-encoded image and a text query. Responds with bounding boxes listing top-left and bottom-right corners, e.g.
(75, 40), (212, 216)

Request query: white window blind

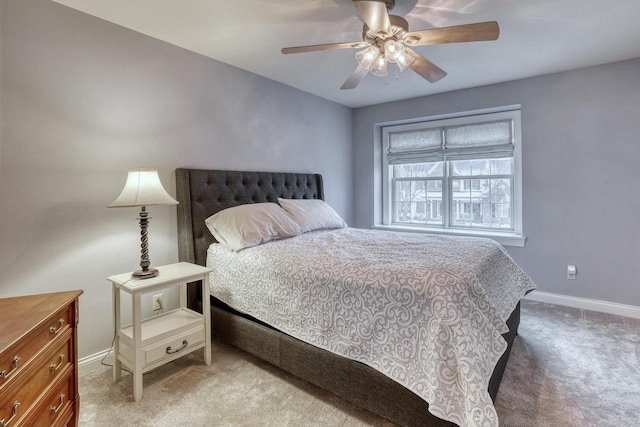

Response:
(387, 119), (514, 164)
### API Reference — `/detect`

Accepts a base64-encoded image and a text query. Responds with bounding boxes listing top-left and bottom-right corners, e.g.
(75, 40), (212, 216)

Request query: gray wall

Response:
(0, 0), (352, 358)
(353, 58), (640, 307)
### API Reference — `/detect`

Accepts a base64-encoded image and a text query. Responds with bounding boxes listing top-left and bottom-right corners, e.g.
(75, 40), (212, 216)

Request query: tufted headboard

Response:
(175, 169), (324, 268)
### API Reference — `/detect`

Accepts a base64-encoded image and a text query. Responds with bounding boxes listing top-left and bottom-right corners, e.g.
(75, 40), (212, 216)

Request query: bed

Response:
(175, 168), (533, 427)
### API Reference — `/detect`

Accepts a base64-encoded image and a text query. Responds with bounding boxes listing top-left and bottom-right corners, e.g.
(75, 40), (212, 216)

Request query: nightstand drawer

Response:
(145, 326), (204, 365)
(118, 325), (205, 366)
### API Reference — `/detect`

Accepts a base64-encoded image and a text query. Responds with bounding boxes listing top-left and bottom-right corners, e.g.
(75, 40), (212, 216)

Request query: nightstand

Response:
(107, 262), (212, 401)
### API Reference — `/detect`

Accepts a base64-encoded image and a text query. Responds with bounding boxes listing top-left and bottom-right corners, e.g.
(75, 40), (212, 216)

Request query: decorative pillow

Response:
(278, 198), (347, 233)
(204, 203), (301, 251)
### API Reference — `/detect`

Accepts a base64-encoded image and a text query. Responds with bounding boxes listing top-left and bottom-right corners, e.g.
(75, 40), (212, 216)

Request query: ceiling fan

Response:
(281, 0), (499, 90)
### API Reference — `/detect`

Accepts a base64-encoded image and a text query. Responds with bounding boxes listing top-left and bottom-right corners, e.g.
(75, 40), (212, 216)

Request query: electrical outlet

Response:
(567, 265), (576, 280)
(153, 294), (163, 311)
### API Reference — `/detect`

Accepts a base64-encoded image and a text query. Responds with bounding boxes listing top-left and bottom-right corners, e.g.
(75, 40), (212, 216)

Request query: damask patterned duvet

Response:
(207, 228), (535, 427)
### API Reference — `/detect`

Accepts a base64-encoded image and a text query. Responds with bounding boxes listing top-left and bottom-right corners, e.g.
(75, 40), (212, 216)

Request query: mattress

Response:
(207, 227), (535, 427)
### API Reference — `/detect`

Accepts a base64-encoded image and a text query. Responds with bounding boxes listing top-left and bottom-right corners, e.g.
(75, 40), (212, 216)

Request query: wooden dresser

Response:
(0, 291), (82, 427)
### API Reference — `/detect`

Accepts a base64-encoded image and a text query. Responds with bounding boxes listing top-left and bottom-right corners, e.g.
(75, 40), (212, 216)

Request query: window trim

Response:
(380, 108), (524, 247)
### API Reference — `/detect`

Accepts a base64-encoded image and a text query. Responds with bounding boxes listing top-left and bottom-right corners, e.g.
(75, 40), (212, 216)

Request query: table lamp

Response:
(109, 168), (178, 279)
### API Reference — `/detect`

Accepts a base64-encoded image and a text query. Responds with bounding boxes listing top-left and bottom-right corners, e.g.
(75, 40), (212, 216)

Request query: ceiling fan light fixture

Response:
(370, 56), (388, 76)
(281, 1), (499, 90)
(355, 45), (380, 68)
(383, 39), (405, 63)
(395, 51), (415, 72)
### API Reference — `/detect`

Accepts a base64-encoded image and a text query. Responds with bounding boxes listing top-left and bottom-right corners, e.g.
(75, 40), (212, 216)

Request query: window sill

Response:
(371, 224), (526, 247)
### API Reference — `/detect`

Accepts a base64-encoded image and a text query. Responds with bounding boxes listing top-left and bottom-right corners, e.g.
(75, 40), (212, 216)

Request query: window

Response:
(381, 109), (523, 244)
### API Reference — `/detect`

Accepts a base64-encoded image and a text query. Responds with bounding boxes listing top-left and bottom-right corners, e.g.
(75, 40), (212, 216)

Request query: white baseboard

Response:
(526, 291), (640, 319)
(78, 348), (113, 377)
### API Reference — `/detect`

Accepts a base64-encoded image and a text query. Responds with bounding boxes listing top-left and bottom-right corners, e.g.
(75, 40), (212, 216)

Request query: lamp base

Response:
(132, 268), (159, 279)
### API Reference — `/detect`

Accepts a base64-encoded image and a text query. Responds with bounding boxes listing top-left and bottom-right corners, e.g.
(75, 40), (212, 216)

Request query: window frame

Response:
(379, 108), (525, 247)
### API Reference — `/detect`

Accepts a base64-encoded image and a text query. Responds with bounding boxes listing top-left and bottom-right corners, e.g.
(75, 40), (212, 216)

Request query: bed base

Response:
(185, 285), (519, 426)
(208, 298), (519, 427)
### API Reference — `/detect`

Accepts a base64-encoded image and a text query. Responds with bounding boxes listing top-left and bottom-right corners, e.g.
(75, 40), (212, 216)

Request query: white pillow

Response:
(278, 198), (347, 233)
(205, 203), (301, 251)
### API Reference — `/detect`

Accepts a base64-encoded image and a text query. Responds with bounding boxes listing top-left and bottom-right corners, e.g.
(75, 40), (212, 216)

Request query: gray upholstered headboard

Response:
(175, 169), (324, 268)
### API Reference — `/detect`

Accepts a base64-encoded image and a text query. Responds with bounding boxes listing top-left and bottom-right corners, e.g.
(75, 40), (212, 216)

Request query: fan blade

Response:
(340, 62), (370, 90)
(403, 21), (499, 46)
(282, 41), (369, 54)
(353, 0), (391, 34)
(405, 48), (447, 83)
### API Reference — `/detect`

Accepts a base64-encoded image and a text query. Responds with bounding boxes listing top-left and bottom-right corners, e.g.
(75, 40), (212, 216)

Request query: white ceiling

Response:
(52, 0), (640, 108)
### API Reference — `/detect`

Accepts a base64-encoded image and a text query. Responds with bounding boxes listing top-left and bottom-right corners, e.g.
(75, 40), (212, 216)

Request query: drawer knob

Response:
(166, 340), (188, 355)
(0, 356), (20, 381)
(0, 401), (20, 427)
(50, 354), (65, 372)
(50, 394), (65, 414)
(49, 318), (65, 335)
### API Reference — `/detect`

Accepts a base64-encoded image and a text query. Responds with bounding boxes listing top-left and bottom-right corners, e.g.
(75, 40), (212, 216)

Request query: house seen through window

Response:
(382, 109), (522, 237)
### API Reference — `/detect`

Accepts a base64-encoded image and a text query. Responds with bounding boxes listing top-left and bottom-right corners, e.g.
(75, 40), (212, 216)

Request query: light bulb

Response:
(370, 56), (388, 77)
(355, 45), (380, 68)
(384, 39), (405, 63)
(395, 52), (415, 72)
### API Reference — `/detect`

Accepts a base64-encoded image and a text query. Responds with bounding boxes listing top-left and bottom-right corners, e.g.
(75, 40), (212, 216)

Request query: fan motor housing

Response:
(362, 15), (408, 43)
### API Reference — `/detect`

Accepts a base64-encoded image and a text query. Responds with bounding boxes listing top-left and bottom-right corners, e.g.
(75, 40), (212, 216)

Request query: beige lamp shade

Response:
(109, 169), (178, 208)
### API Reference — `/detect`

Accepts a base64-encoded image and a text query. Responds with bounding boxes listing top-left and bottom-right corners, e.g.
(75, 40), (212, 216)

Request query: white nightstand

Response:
(107, 262), (213, 401)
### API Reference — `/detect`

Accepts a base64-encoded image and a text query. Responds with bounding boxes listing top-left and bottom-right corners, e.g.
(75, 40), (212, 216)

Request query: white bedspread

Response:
(207, 228), (535, 427)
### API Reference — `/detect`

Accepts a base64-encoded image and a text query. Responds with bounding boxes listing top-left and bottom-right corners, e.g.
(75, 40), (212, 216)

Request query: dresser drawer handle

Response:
(0, 401), (20, 427)
(0, 356), (20, 381)
(50, 353), (65, 372)
(50, 394), (65, 414)
(49, 318), (65, 335)
(166, 340), (188, 355)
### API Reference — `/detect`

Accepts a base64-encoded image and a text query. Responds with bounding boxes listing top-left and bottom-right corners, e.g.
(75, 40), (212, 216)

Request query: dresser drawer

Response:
(0, 304), (73, 391)
(55, 403), (75, 427)
(22, 367), (74, 427)
(0, 332), (73, 426)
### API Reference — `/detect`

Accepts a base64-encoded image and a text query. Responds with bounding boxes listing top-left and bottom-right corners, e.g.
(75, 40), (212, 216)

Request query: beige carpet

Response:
(79, 300), (640, 426)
